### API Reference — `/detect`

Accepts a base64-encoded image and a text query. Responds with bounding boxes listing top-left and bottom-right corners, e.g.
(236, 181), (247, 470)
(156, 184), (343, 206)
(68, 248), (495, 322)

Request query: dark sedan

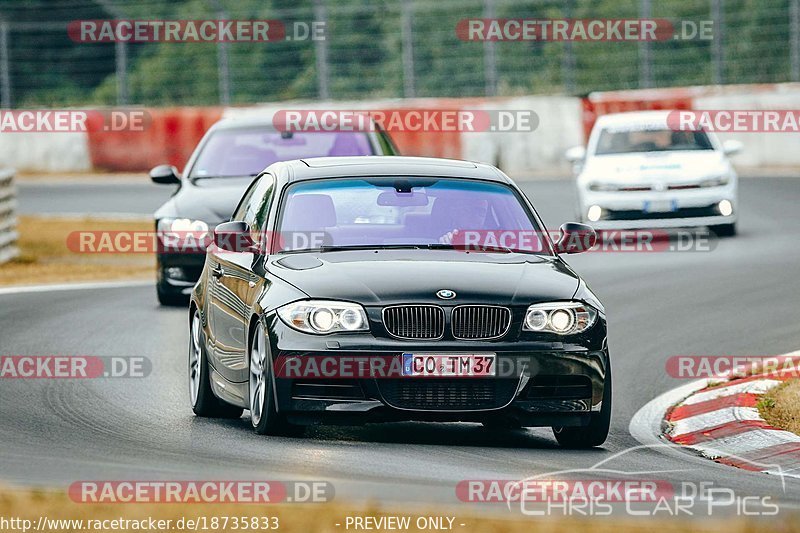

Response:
(151, 115), (397, 305)
(189, 156), (610, 448)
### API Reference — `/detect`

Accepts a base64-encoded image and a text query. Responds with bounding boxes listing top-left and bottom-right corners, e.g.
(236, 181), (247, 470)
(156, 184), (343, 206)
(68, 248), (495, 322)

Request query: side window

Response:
(243, 174), (275, 228)
(232, 178), (260, 222)
(242, 174), (276, 246)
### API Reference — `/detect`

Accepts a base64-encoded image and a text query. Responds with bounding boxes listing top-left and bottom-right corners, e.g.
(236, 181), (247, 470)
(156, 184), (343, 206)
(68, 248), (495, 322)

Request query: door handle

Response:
(211, 266), (224, 279)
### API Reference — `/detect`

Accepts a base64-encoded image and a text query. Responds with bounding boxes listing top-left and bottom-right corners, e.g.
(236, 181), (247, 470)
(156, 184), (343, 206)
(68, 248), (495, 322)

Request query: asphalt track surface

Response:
(3, 177), (800, 513)
(16, 180), (165, 217)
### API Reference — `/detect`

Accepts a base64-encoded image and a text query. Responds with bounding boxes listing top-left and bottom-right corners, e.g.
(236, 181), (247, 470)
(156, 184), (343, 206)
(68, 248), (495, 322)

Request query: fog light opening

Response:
(165, 267), (186, 280)
(718, 199), (734, 217)
(587, 205), (602, 222)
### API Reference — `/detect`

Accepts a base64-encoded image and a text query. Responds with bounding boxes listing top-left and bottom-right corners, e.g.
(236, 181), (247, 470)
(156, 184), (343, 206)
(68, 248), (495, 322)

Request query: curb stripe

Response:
(682, 379), (781, 405)
(668, 393), (758, 421)
(668, 406), (762, 438)
(697, 370), (800, 391)
(716, 443), (800, 470)
(659, 353), (800, 477)
(689, 429), (800, 459)
(670, 419), (775, 445)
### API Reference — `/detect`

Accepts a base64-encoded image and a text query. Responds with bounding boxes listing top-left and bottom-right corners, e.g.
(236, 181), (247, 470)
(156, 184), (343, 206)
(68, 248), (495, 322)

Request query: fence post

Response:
(401, 0), (416, 98)
(314, 0), (331, 99)
(209, 0), (231, 104)
(562, 0), (577, 93)
(639, 0), (653, 88)
(0, 21), (11, 108)
(711, 0), (724, 84)
(791, 0), (800, 81)
(0, 169), (18, 265)
(115, 40), (128, 105)
(483, 0), (497, 96)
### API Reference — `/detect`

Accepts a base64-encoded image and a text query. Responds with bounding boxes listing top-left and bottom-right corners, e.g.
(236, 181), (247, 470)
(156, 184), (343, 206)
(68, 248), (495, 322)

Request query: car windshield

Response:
(595, 127), (714, 155)
(189, 128), (373, 179)
(275, 177), (549, 254)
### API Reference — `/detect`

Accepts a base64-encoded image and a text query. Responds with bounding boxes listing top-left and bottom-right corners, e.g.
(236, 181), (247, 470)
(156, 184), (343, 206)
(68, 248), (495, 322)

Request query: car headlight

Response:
(157, 218), (209, 236)
(523, 301), (598, 335)
(277, 300), (369, 334)
(588, 182), (617, 192)
(699, 175), (730, 188)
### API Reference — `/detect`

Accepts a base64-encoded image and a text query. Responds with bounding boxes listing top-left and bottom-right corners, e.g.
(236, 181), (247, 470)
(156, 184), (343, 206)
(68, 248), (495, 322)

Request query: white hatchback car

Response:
(567, 111), (742, 236)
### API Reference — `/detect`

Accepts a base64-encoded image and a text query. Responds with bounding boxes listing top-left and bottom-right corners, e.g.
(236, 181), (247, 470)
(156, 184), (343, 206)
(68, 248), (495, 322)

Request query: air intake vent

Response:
(378, 378), (519, 410)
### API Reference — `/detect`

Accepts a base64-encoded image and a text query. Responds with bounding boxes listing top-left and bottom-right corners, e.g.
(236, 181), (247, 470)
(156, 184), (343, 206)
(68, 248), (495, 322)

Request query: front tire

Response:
(553, 366), (611, 448)
(249, 322), (305, 436)
(189, 309), (243, 418)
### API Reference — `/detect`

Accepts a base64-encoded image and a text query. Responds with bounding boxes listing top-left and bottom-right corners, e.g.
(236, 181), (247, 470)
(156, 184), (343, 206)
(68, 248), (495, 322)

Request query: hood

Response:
(581, 151), (730, 185)
(267, 250), (580, 306)
(153, 177), (252, 223)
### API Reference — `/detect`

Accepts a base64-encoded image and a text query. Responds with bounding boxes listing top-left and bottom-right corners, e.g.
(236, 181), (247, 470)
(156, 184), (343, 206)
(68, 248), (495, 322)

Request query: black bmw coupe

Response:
(189, 156), (610, 448)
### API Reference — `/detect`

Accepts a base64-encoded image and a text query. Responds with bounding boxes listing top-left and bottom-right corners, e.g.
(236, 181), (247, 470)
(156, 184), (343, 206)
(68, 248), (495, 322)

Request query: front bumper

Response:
(267, 318), (608, 428)
(578, 185), (737, 230)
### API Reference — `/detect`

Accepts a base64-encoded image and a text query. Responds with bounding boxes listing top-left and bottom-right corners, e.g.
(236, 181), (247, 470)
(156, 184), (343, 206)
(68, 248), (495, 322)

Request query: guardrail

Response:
(0, 168), (18, 264)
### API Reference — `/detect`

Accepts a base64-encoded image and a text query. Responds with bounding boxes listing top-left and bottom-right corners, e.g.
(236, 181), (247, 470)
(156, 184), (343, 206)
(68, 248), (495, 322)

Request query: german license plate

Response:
(643, 199), (676, 213)
(402, 353), (496, 377)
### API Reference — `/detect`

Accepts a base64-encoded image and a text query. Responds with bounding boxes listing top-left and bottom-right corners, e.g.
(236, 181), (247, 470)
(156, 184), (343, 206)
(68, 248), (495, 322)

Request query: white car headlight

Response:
(277, 300), (369, 334)
(523, 301), (597, 335)
(157, 218), (209, 235)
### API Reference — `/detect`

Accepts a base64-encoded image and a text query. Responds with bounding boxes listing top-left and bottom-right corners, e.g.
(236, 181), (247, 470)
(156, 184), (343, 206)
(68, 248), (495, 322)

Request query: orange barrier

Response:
(86, 107), (223, 172)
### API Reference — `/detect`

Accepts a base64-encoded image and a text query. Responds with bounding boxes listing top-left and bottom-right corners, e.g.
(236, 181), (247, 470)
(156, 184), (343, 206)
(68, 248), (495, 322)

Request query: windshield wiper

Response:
(423, 243), (522, 253)
(277, 244), (425, 254)
(317, 244), (425, 252)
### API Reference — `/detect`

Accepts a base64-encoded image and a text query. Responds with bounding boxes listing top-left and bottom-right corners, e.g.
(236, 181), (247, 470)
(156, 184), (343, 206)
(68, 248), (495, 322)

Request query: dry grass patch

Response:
(759, 379), (800, 435)
(0, 216), (154, 286)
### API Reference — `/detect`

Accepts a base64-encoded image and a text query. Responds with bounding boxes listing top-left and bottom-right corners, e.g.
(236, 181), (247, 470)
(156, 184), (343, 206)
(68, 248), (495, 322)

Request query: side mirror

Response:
(214, 221), (259, 253)
(555, 222), (596, 254)
(565, 145), (586, 163)
(722, 139), (743, 156)
(150, 164), (180, 185)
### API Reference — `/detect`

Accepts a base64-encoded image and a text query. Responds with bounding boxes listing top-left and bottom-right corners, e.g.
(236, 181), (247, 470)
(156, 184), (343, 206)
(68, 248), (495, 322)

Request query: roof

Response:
(593, 110), (674, 128)
(211, 114), (278, 131)
(278, 156), (509, 183)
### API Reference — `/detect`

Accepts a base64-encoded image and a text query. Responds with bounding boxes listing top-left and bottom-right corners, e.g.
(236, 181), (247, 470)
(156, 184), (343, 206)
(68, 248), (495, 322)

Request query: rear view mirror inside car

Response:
(376, 190), (429, 206)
